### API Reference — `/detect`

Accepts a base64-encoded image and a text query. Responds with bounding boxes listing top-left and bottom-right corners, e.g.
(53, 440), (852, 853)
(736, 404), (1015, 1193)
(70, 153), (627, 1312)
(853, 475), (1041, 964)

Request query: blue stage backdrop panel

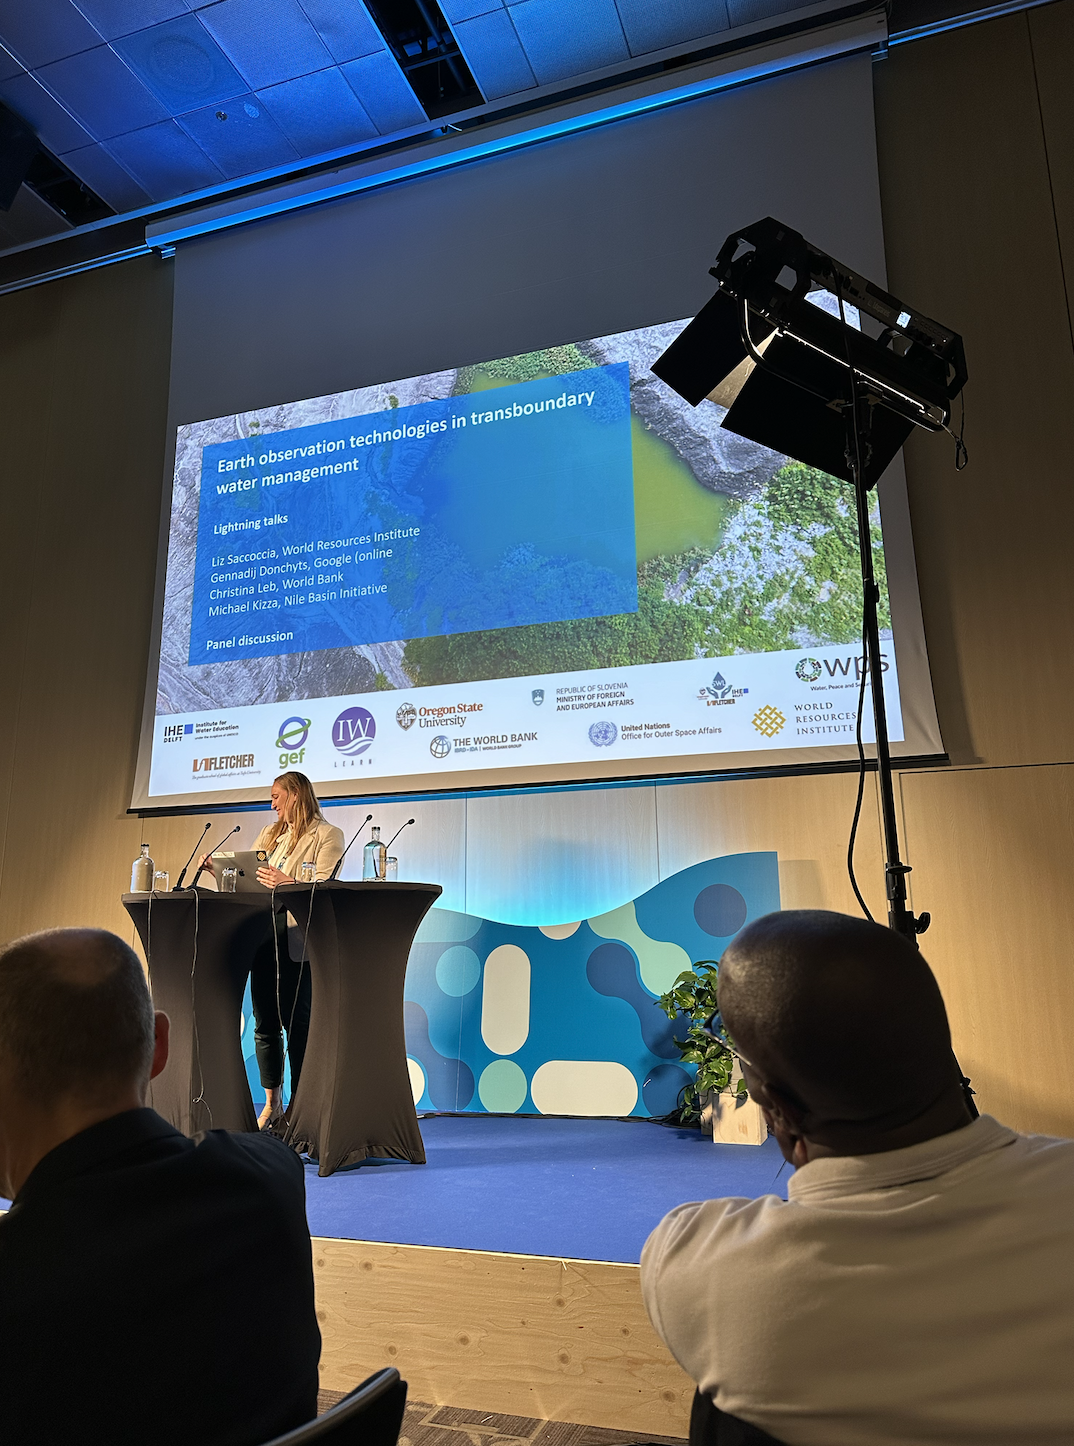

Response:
(401, 852), (779, 1117)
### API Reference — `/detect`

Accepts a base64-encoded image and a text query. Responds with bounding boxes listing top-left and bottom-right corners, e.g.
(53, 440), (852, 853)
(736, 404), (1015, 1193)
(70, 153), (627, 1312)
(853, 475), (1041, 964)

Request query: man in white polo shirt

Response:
(640, 910), (1074, 1446)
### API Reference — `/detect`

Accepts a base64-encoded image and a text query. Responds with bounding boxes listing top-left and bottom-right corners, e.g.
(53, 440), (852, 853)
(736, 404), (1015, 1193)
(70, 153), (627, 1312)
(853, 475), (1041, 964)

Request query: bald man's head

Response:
(719, 911), (958, 1131)
(0, 929), (155, 1106)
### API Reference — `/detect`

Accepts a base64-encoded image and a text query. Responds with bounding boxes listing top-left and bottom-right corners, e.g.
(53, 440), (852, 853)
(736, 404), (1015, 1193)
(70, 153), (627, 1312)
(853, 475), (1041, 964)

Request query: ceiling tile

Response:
(340, 51), (427, 134)
(0, 44), (25, 81)
(508, 0), (629, 84)
(453, 11), (536, 100)
(439, 0), (505, 20)
(104, 117), (223, 198)
(112, 14), (247, 112)
(295, 0), (384, 63)
(37, 45), (169, 138)
(62, 139), (152, 210)
(198, 0), (334, 90)
(257, 67), (378, 154)
(614, 0), (729, 54)
(0, 71), (95, 154)
(178, 93), (300, 178)
(0, 0), (103, 69)
(71, 0), (189, 42)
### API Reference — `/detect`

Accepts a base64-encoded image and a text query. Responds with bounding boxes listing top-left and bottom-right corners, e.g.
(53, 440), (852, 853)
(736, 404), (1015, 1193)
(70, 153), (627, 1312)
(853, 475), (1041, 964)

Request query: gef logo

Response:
(332, 706), (376, 756)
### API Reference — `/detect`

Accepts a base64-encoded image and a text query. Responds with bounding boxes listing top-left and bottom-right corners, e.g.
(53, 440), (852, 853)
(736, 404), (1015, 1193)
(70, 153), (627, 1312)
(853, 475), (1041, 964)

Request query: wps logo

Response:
(332, 706), (376, 756)
(825, 653), (889, 679)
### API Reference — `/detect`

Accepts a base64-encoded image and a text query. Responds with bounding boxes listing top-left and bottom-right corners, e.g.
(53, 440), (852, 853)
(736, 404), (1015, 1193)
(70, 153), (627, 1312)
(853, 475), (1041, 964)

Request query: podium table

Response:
(123, 881), (440, 1175)
(123, 890), (266, 1134)
(282, 881), (441, 1174)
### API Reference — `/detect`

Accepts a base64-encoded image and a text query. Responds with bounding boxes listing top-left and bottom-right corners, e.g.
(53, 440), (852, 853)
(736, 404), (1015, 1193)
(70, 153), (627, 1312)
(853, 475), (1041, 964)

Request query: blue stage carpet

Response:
(303, 1115), (789, 1263)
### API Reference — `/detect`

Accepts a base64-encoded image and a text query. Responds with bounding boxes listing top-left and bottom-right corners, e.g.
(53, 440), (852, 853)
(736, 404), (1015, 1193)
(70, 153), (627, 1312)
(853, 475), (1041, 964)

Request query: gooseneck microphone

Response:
(173, 822), (212, 891)
(330, 814), (374, 881)
(385, 818), (415, 852)
(189, 824), (240, 887)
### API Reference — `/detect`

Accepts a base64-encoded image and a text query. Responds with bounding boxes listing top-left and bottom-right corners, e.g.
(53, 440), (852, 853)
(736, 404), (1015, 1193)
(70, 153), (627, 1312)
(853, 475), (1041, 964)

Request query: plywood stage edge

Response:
(313, 1237), (693, 1436)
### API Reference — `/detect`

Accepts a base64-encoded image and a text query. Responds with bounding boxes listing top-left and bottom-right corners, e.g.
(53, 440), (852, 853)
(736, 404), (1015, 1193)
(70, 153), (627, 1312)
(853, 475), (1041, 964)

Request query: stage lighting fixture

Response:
(652, 217), (968, 950)
(652, 216), (967, 489)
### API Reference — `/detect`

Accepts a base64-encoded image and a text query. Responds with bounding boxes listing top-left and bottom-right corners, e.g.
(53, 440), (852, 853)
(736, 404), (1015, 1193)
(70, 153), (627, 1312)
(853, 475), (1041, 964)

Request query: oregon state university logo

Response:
(332, 706), (376, 756)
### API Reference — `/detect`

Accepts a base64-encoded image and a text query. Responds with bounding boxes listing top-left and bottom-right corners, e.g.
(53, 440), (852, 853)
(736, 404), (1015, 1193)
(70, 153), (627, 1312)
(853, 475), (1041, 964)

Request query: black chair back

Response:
(260, 1368), (407, 1446)
(690, 1389), (786, 1446)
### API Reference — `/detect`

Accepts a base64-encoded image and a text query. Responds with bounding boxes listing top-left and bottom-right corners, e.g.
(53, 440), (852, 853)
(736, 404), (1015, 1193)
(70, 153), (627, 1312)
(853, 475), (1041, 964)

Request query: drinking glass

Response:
(153, 869), (169, 892)
(299, 861), (316, 883)
(220, 866), (238, 893)
(386, 856), (398, 882)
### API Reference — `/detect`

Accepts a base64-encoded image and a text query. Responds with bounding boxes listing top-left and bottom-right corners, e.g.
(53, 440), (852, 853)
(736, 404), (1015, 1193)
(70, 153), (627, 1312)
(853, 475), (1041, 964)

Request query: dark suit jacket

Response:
(0, 1108), (321, 1446)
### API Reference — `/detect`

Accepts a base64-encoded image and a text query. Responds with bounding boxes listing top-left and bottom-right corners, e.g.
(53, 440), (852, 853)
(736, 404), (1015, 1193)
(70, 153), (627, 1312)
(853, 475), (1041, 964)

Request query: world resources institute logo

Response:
(333, 706), (376, 756)
(795, 658), (823, 683)
(588, 720), (617, 747)
(752, 705), (786, 738)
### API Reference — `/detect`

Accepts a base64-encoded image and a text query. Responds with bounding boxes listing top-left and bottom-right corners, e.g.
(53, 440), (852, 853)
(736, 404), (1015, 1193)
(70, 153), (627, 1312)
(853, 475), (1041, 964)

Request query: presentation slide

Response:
(148, 320), (915, 803)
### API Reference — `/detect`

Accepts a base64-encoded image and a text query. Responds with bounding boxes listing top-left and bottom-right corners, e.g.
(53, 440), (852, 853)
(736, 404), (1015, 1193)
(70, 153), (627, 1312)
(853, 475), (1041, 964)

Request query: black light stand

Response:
(652, 217), (968, 947)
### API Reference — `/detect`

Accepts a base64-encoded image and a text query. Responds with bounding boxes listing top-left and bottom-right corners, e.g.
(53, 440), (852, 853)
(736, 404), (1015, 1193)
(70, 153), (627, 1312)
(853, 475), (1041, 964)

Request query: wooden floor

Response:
(318, 1394), (687, 1446)
(314, 1238), (695, 1437)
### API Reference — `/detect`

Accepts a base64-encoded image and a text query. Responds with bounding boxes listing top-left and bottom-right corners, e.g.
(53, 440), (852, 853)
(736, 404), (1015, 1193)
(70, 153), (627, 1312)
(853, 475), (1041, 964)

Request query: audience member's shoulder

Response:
(192, 1128), (306, 1190)
(643, 1192), (787, 1271)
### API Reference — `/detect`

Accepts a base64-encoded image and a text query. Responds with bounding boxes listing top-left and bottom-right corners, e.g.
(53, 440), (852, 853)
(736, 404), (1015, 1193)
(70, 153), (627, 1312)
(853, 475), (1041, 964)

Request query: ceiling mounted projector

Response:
(651, 216), (967, 488)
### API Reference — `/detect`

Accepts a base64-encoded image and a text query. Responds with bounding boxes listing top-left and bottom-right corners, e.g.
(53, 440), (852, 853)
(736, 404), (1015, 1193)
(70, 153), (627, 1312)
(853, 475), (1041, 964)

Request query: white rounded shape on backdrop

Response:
(530, 1060), (639, 1117)
(538, 921), (581, 939)
(407, 1056), (426, 1106)
(480, 943), (531, 1055)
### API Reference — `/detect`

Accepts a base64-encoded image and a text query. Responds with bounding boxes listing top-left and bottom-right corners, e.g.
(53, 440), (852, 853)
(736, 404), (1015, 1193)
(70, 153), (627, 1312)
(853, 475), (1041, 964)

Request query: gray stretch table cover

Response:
(282, 880), (441, 1176)
(123, 890), (266, 1134)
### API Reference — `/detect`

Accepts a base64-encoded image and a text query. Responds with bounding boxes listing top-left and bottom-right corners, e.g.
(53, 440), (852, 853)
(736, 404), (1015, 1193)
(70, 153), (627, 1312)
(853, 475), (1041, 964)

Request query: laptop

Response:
(212, 849), (270, 891)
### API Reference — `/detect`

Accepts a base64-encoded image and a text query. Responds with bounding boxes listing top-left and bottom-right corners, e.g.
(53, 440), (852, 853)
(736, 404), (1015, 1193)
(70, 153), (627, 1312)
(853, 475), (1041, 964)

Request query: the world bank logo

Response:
(332, 706), (376, 756)
(429, 734), (452, 759)
(795, 658), (822, 683)
(275, 715), (311, 750)
(396, 702), (417, 731)
(588, 720), (618, 747)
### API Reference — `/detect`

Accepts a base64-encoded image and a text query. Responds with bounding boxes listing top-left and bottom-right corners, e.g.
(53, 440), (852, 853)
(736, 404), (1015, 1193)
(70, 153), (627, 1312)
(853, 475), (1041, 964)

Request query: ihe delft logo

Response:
(163, 722), (193, 744)
(588, 720), (617, 747)
(795, 658), (823, 683)
(698, 672), (748, 706)
(531, 689), (545, 706)
(275, 716), (310, 750)
(332, 706), (376, 756)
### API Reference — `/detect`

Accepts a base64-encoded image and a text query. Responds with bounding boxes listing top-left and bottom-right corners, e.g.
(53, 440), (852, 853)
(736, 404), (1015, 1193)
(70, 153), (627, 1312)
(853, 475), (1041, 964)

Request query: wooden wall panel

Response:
(0, 258), (173, 946)
(656, 772), (888, 921)
(1029, 0), (1074, 335)
(899, 763), (1074, 1136)
(314, 1239), (693, 1435)
(874, 15), (1074, 770)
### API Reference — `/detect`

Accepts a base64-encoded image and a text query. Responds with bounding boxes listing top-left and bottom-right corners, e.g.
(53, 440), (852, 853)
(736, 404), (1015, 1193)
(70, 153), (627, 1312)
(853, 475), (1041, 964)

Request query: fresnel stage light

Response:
(652, 217), (968, 945)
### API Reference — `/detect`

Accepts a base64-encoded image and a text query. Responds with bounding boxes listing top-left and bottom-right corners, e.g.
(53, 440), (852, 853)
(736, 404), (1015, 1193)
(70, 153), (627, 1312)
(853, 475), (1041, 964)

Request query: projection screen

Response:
(133, 46), (943, 811)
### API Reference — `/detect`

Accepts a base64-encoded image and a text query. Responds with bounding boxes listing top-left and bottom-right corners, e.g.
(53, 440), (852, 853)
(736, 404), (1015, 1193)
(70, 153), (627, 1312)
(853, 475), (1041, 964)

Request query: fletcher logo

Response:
(163, 722), (194, 743)
(193, 753), (255, 772)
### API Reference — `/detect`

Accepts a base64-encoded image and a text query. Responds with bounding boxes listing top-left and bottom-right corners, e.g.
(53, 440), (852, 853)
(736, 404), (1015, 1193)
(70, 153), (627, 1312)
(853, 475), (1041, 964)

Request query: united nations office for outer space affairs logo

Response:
(332, 706), (376, 755)
(429, 734), (452, 759)
(275, 716), (311, 750)
(396, 702), (417, 730)
(588, 720), (618, 747)
(796, 657), (823, 683)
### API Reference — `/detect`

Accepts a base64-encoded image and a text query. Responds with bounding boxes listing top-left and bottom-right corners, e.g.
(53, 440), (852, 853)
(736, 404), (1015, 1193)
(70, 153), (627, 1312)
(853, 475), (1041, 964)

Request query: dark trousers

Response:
(249, 919), (312, 1093)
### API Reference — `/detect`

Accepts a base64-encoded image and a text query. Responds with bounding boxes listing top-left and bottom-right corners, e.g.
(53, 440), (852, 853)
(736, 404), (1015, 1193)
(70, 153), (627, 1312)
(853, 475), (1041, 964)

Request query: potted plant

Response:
(657, 961), (748, 1127)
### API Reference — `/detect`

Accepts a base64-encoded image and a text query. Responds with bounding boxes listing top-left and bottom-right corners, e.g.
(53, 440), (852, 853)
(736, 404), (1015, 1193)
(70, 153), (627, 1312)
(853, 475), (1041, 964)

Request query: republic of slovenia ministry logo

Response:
(333, 706), (376, 756)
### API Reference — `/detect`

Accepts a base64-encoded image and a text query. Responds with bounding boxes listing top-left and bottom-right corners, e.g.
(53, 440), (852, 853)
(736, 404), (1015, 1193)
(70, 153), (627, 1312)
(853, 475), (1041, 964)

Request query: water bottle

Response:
(131, 843), (154, 893)
(362, 826), (387, 880)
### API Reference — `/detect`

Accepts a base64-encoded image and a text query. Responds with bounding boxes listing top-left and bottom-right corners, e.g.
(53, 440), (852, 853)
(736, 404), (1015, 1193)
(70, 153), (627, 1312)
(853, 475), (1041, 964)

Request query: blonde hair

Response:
(263, 772), (324, 853)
